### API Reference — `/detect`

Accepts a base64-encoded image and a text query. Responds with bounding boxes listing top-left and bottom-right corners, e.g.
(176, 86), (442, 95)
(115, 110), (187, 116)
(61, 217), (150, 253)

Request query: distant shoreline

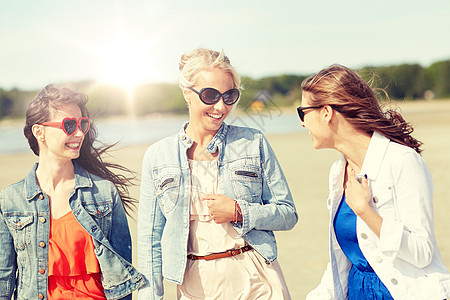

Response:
(2, 98), (449, 127)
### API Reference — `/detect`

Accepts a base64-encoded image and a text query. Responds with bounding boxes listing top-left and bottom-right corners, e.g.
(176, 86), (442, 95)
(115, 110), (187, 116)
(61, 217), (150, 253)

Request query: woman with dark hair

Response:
(300, 65), (450, 300)
(138, 48), (297, 299)
(0, 85), (144, 299)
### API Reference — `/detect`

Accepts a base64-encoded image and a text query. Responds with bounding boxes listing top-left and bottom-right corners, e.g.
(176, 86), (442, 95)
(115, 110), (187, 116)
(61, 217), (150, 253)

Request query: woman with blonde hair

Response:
(300, 65), (450, 299)
(138, 48), (297, 299)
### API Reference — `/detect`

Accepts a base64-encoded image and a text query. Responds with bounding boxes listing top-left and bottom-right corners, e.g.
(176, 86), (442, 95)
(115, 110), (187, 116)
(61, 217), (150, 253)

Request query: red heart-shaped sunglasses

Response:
(39, 117), (90, 136)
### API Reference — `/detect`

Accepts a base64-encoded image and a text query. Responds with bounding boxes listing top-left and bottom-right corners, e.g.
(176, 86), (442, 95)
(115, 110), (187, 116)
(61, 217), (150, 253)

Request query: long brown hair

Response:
(301, 65), (423, 154)
(24, 85), (136, 213)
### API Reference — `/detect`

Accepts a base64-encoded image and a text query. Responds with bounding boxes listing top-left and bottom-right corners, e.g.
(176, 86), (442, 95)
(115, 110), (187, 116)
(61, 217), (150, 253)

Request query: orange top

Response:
(47, 211), (106, 299)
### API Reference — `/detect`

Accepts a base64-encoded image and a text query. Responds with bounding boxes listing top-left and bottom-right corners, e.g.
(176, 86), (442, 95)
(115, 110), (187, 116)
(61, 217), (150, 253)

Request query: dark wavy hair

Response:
(301, 65), (423, 154)
(23, 85), (136, 214)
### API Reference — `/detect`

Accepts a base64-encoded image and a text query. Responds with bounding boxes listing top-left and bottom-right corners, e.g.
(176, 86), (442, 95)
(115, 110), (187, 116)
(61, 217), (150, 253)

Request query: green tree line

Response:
(1, 60), (449, 120)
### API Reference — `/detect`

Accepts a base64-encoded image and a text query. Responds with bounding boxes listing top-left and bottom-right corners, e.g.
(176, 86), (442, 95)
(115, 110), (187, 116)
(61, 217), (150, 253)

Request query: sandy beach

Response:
(1, 99), (449, 299)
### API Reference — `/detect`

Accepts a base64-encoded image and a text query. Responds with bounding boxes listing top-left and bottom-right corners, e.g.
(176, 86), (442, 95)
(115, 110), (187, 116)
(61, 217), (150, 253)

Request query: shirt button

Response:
(39, 194), (44, 200)
(39, 269), (45, 274)
(40, 217), (46, 223)
(361, 233), (368, 239)
(375, 256), (383, 263)
(39, 242), (46, 248)
(181, 135), (186, 140)
(17, 221), (22, 227)
(391, 278), (398, 285)
(373, 196), (378, 203)
(39, 294), (44, 299)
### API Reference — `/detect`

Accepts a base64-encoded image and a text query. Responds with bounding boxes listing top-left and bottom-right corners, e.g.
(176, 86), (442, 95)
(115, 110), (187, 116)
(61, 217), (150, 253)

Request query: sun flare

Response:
(96, 36), (153, 93)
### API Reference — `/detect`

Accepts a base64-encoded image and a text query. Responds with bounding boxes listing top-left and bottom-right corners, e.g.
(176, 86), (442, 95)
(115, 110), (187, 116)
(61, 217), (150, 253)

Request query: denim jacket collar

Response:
(178, 121), (229, 154)
(25, 161), (92, 201)
(73, 161), (93, 189)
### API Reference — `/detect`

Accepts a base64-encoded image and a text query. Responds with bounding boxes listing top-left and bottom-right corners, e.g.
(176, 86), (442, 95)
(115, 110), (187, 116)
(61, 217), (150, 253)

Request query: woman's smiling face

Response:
(185, 68), (235, 135)
(300, 92), (332, 150)
(39, 104), (86, 160)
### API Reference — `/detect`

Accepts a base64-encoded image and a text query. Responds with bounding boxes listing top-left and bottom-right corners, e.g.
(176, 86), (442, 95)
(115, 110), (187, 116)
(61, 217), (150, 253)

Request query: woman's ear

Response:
(32, 124), (45, 143)
(322, 105), (334, 124)
(182, 87), (191, 105)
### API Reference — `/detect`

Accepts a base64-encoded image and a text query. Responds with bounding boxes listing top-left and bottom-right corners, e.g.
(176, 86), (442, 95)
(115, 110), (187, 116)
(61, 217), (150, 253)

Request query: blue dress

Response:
(334, 195), (393, 300)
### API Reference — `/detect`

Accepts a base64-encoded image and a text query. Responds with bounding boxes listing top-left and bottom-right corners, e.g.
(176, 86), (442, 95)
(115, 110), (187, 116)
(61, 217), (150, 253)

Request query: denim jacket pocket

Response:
(84, 202), (113, 217)
(83, 201), (113, 234)
(230, 164), (262, 202)
(4, 214), (33, 251)
(154, 167), (181, 213)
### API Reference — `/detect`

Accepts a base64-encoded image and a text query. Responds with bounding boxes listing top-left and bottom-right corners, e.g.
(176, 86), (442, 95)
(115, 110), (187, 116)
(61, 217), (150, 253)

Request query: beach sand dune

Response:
(1, 100), (449, 299)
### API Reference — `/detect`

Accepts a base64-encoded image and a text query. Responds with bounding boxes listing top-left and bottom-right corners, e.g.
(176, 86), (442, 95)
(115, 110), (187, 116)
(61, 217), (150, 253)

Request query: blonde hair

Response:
(178, 48), (241, 89)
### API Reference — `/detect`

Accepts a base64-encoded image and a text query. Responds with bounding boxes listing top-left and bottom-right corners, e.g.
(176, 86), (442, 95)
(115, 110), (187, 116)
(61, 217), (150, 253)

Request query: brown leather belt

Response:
(187, 245), (253, 261)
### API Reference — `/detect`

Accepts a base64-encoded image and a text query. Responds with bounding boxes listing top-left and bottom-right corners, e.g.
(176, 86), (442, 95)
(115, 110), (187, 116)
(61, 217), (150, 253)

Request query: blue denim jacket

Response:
(0, 162), (145, 300)
(137, 123), (298, 299)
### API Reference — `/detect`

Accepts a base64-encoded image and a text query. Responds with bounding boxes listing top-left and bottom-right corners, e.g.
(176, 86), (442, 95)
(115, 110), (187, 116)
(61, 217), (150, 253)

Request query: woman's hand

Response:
(345, 170), (382, 237)
(201, 194), (236, 224)
(345, 170), (372, 216)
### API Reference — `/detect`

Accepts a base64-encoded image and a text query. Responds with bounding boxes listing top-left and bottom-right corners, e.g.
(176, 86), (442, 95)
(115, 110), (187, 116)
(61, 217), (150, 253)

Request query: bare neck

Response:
(185, 123), (219, 161)
(35, 156), (75, 194)
(334, 129), (371, 173)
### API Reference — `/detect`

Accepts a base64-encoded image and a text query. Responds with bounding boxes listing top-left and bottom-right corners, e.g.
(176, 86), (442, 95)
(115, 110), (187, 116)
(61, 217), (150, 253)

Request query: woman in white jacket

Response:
(299, 65), (450, 300)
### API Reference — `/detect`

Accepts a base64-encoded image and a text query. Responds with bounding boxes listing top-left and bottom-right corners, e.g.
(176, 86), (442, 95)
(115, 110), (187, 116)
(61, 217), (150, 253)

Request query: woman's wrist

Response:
(353, 202), (372, 217)
(233, 201), (243, 223)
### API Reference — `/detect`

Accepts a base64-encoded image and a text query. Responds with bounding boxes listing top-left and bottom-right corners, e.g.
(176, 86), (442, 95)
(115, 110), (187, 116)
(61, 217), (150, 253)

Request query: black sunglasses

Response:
(39, 117), (90, 136)
(296, 105), (343, 122)
(188, 86), (240, 105)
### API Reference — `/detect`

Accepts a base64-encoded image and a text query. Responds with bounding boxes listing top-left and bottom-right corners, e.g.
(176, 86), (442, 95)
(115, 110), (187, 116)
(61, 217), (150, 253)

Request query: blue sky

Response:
(1, 0), (449, 90)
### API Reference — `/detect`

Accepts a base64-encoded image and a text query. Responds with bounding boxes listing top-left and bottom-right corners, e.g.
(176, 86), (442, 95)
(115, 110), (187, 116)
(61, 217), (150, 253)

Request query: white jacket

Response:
(307, 132), (450, 300)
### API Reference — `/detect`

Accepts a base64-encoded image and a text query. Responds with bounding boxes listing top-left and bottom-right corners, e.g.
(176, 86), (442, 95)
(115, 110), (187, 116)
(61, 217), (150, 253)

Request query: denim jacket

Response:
(137, 122), (298, 299)
(0, 162), (145, 300)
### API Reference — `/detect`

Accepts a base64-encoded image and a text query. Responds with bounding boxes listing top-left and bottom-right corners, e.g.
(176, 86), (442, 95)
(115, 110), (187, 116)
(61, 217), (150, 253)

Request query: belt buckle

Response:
(229, 248), (242, 257)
